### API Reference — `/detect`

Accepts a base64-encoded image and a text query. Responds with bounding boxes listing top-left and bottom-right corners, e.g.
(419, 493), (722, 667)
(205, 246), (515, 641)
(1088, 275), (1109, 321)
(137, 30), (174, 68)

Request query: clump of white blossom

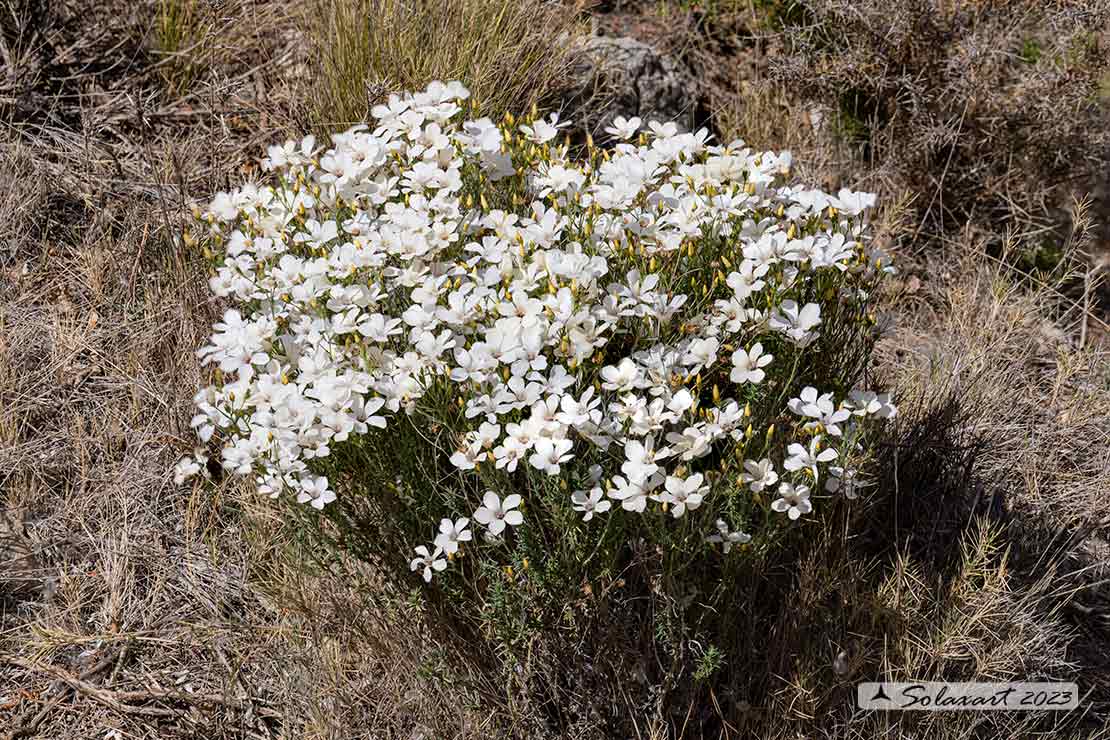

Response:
(177, 81), (897, 584)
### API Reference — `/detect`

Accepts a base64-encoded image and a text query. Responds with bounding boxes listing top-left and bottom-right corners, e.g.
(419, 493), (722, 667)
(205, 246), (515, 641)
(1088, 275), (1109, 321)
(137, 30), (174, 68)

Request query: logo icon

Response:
(857, 682), (1079, 711)
(869, 685), (892, 703)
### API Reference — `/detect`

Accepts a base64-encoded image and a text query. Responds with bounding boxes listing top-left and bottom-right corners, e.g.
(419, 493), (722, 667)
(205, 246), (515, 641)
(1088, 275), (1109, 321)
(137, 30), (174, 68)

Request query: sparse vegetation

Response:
(2, 0), (1108, 738)
(769, 0), (1110, 256)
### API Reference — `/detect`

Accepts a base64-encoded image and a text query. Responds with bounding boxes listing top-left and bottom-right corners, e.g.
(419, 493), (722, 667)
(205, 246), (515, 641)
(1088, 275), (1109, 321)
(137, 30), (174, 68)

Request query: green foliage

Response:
(306, 0), (584, 128)
(1019, 37), (1043, 65)
(153, 0), (210, 96)
(692, 643), (724, 682)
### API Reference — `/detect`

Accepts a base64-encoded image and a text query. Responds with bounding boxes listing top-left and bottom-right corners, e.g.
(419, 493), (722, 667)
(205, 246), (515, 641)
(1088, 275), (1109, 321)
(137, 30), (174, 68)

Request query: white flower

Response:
(604, 115), (642, 140)
(297, 476), (336, 509)
(608, 475), (653, 513)
(529, 437), (574, 474)
(571, 487), (611, 521)
(783, 436), (838, 480)
(519, 113), (567, 144)
(473, 491), (523, 535)
(706, 519), (751, 552)
(845, 390), (897, 419)
(173, 457), (201, 485)
(788, 386), (851, 435)
(411, 545), (447, 582)
(622, 436), (670, 484)
(683, 337), (720, 373)
(449, 445), (483, 470)
(825, 466), (868, 499)
(659, 473), (708, 518)
(601, 358), (642, 392)
(434, 517), (472, 555)
(771, 482), (812, 520)
(769, 300), (821, 345)
(832, 188), (876, 216)
(787, 386), (824, 419)
(741, 458), (778, 493)
(729, 343), (773, 384)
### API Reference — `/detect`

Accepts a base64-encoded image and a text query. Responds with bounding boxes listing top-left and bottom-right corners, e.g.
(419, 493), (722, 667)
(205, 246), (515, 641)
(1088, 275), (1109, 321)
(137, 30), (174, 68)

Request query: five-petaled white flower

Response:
(658, 473), (708, 518)
(529, 437), (574, 474)
(473, 491), (524, 535)
(434, 517), (472, 555)
(572, 487), (611, 521)
(730, 343), (773, 384)
(297, 476), (336, 509)
(411, 545), (447, 582)
(604, 115), (642, 140)
(783, 436), (838, 480)
(769, 300), (822, 345)
(519, 113), (567, 144)
(845, 390), (898, 419)
(741, 458), (778, 493)
(788, 386), (852, 436)
(825, 466), (868, 499)
(771, 482), (812, 520)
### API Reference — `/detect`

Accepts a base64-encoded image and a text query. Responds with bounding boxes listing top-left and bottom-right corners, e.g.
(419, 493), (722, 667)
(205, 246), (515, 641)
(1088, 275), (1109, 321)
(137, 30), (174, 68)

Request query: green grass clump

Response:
(306, 0), (586, 128)
(152, 0), (211, 96)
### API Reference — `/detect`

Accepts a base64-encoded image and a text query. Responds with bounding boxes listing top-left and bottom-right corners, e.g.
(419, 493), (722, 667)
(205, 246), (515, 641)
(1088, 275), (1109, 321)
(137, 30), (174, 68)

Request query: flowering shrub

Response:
(178, 81), (895, 596)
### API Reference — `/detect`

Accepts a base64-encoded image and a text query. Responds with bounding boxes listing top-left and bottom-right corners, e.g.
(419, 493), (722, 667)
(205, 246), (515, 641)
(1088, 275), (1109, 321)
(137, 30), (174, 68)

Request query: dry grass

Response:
(770, 0), (1110, 255)
(2, 0), (1109, 737)
(1, 1), (307, 737)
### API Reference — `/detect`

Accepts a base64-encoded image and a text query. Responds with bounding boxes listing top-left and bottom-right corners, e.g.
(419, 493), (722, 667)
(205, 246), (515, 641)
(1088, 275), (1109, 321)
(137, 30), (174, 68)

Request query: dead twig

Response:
(3, 656), (281, 722)
(3, 649), (120, 739)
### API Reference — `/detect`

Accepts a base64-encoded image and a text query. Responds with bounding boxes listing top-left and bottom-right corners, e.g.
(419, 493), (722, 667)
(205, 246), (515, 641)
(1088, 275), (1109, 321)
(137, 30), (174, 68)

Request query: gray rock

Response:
(555, 35), (700, 144)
